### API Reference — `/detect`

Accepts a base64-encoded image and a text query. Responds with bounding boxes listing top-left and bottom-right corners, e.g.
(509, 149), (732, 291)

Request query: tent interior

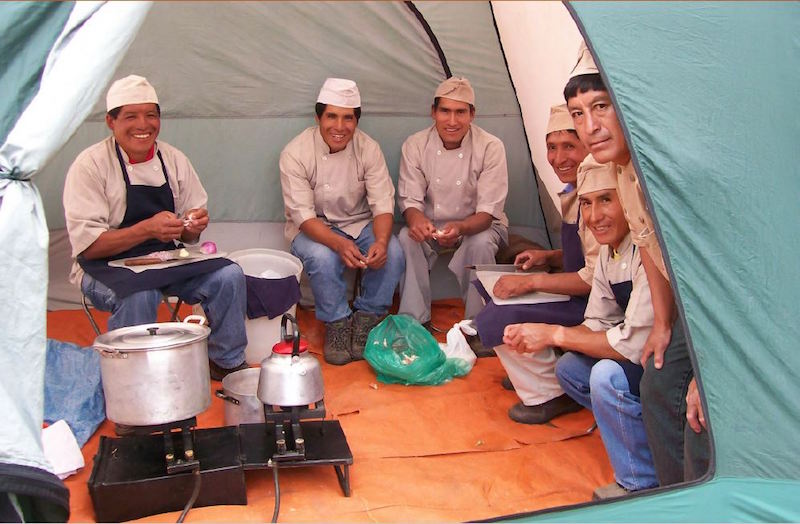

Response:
(6, 0), (800, 522)
(30, 2), (628, 520)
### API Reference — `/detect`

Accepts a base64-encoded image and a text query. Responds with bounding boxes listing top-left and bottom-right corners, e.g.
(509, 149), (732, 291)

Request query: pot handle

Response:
(92, 342), (125, 359)
(215, 389), (240, 405)
(183, 314), (207, 326)
(280, 313), (301, 357)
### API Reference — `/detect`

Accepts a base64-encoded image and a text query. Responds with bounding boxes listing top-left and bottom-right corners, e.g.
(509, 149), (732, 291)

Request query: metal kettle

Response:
(257, 314), (324, 407)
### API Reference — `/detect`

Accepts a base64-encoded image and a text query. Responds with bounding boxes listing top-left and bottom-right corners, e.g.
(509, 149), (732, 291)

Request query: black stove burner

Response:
(263, 400), (325, 461)
(121, 417), (199, 474)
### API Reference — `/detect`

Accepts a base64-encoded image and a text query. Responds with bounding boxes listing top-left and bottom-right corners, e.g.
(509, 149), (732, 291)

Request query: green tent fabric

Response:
(506, 2), (800, 521)
(0, 2), (71, 146)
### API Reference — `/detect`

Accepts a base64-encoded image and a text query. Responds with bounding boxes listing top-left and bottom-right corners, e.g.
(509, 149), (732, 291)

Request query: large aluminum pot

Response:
(93, 315), (211, 426)
(257, 314), (323, 407)
(216, 368), (265, 426)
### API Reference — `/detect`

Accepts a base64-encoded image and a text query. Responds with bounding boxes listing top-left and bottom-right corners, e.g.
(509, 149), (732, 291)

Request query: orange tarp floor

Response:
(48, 299), (612, 522)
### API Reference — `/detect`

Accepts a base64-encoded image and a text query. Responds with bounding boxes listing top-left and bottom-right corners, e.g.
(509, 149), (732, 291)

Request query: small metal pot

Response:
(93, 315), (211, 426)
(257, 314), (323, 407)
(216, 368), (265, 426)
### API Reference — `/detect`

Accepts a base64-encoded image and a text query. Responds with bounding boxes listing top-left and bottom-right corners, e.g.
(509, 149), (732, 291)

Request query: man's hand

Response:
(640, 322), (672, 368)
(514, 249), (551, 271)
(502, 323), (555, 354)
(493, 274), (534, 299)
(146, 211), (184, 242)
(406, 212), (436, 243)
(365, 240), (388, 270)
(686, 377), (707, 433)
(182, 207), (209, 236)
(335, 237), (369, 269)
(434, 221), (463, 248)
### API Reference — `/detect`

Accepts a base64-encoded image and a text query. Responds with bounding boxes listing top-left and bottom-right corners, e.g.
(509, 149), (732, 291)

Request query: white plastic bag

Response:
(439, 320), (477, 372)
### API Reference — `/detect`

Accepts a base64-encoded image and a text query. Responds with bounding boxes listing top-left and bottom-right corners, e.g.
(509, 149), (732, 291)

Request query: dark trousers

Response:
(640, 320), (710, 485)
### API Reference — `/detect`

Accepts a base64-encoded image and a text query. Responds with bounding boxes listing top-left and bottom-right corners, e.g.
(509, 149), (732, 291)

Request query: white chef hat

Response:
(545, 104), (574, 135)
(434, 76), (475, 105)
(106, 75), (158, 112)
(569, 41), (599, 79)
(317, 78), (361, 108)
(577, 155), (617, 196)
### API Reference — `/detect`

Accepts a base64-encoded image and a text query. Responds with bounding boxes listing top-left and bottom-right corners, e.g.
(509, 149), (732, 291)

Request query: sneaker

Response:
(467, 335), (495, 358)
(209, 360), (249, 381)
(592, 482), (630, 500)
(324, 317), (353, 365)
(351, 311), (383, 360)
(508, 394), (583, 424)
(501, 376), (515, 391)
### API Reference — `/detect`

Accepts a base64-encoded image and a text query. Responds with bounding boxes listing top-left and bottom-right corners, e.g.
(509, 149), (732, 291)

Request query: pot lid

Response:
(94, 322), (210, 351)
(272, 337), (309, 355)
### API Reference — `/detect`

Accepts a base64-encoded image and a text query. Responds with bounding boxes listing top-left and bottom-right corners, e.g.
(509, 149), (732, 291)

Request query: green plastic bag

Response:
(364, 315), (470, 386)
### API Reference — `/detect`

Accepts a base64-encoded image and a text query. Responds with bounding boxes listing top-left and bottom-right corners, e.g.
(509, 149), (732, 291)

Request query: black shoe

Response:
(209, 360), (249, 381)
(422, 320), (446, 334)
(508, 394), (582, 425)
(501, 376), (515, 391)
(324, 317), (353, 365)
(467, 334), (495, 358)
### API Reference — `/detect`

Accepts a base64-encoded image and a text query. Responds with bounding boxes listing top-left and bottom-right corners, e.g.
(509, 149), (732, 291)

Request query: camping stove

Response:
(121, 417), (200, 474)
(263, 400), (326, 461)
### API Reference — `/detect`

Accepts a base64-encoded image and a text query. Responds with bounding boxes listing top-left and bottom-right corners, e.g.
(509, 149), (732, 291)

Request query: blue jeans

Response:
(82, 263), (247, 368)
(290, 222), (405, 323)
(556, 352), (658, 491)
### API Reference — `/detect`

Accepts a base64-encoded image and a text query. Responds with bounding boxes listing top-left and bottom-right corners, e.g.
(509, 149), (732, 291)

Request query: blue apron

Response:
(608, 269), (645, 396)
(78, 142), (232, 298)
(473, 208), (588, 347)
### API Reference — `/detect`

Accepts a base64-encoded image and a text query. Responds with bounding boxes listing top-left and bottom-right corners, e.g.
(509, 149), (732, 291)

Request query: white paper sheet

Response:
(108, 252), (227, 273)
(476, 271), (570, 306)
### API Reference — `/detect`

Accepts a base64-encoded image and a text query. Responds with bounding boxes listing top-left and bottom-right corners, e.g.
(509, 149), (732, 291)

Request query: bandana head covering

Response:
(434, 76), (475, 105)
(317, 78), (361, 108)
(106, 75), (158, 112)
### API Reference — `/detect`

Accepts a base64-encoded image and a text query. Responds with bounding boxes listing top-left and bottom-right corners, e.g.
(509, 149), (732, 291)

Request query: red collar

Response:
(128, 145), (155, 164)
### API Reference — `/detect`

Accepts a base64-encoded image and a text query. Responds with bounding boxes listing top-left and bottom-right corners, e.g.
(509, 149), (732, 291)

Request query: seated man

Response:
(63, 75), (247, 381)
(397, 76), (508, 349)
(473, 104), (598, 424)
(280, 78), (404, 365)
(503, 161), (657, 499)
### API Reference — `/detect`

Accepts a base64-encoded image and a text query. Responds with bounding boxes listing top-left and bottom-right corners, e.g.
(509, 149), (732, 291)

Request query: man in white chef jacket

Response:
(280, 78), (405, 366)
(396, 77), (509, 355)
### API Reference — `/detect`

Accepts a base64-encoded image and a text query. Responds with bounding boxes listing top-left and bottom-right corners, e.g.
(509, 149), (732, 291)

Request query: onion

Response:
(201, 241), (217, 254)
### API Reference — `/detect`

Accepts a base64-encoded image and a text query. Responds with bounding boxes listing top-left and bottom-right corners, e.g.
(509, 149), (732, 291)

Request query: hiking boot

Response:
(324, 317), (353, 365)
(508, 394), (582, 424)
(209, 359), (249, 381)
(467, 334), (495, 358)
(351, 311), (383, 360)
(501, 376), (515, 391)
(592, 482), (630, 500)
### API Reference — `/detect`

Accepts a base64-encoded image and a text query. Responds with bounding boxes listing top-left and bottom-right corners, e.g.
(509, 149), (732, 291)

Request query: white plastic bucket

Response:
(195, 248), (303, 365)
